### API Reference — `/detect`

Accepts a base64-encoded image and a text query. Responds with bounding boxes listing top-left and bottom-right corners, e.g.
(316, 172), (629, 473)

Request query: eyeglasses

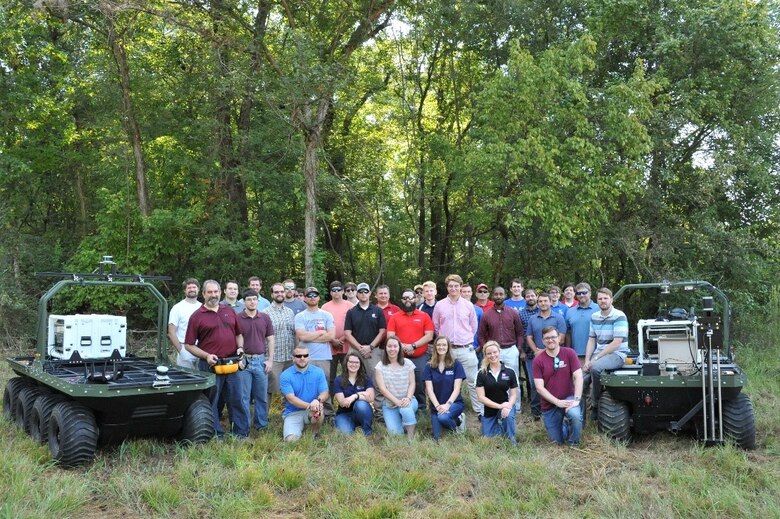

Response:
(347, 360), (361, 365)
(553, 356), (560, 371)
(331, 288), (343, 292)
(293, 354), (310, 359)
(543, 336), (558, 342)
(357, 289), (369, 294)
(345, 288), (356, 292)
(575, 291), (589, 296)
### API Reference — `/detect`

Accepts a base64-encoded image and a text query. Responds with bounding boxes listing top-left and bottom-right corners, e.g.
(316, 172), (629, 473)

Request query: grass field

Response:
(2, 308), (779, 519)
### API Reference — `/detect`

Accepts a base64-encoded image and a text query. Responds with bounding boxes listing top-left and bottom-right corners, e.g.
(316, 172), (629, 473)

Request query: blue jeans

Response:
(542, 397), (583, 445)
(524, 357), (541, 416)
(430, 401), (464, 440)
(240, 355), (269, 429)
(480, 407), (517, 445)
(199, 359), (249, 438)
(383, 397), (418, 435)
(334, 400), (374, 436)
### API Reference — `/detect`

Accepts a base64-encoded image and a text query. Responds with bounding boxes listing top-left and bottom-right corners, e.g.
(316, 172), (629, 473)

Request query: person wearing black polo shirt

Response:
(477, 286), (524, 413)
(344, 283), (387, 381)
(476, 341), (518, 445)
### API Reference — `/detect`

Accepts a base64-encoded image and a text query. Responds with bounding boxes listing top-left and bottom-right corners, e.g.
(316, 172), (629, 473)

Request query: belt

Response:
(245, 353), (266, 358)
(452, 344), (471, 349)
(499, 344), (516, 349)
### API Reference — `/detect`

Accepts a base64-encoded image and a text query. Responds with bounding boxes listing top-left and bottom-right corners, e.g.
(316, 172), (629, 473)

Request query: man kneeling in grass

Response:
(279, 345), (329, 441)
(533, 326), (583, 446)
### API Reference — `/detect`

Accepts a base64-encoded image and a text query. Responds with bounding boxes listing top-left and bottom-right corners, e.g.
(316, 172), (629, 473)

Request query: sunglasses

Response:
(331, 287), (343, 292)
(306, 294), (319, 298)
(345, 288), (356, 292)
(401, 296), (415, 301)
(357, 289), (369, 294)
(477, 290), (489, 294)
(293, 354), (310, 359)
(576, 291), (589, 296)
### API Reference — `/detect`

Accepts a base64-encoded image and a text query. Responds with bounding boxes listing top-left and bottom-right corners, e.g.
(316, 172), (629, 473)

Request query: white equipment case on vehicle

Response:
(48, 314), (127, 360)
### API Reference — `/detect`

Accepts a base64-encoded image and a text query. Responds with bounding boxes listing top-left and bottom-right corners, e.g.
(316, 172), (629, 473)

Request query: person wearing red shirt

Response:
(376, 284), (402, 323)
(387, 288), (435, 409)
(475, 283), (495, 312)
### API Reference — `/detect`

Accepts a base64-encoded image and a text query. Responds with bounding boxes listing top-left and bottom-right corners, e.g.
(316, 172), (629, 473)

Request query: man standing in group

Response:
(221, 280), (245, 313)
(478, 286), (524, 412)
(279, 345), (329, 442)
(282, 279), (307, 315)
(344, 283), (386, 380)
(322, 281), (353, 387)
(375, 284), (402, 323)
(504, 278), (526, 313)
(518, 288), (539, 410)
(525, 292), (567, 420)
(294, 287), (335, 411)
(566, 282), (599, 364)
(417, 280), (437, 318)
(548, 285), (568, 318)
(237, 288), (274, 432)
(344, 282), (359, 305)
(432, 274), (482, 416)
(475, 283), (495, 312)
(533, 326), (583, 446)
(387, 288), (435, 408)
(413, 284), (425, 306)
(185, 280), (248, 439)
(247, 276), (270, 310)
(461, 284), (483, 360)
(583, 288), (629, 420)
(263, 283), (297, 405)
(168, 278), (202, 370)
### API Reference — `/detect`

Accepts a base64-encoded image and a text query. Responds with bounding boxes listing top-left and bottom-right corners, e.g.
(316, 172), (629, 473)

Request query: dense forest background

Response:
(1, 0), (778, 337)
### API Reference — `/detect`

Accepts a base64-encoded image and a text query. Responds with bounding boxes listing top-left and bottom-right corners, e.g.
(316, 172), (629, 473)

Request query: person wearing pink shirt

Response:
(432, 274), (482, 416)
(322, 280), (354, 387)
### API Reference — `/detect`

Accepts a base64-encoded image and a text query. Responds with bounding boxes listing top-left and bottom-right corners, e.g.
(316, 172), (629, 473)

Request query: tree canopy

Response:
(1, 0), (778, 332)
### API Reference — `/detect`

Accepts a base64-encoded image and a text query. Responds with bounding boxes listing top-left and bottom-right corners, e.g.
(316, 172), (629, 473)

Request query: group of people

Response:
(168, 274), (630, 446)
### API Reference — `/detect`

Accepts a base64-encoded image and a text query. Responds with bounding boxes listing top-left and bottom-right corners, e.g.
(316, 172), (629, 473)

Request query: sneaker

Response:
(456, 413), (466, 434)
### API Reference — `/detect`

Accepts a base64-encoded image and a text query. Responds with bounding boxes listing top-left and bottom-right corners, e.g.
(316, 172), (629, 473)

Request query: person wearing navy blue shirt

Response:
(333, 352), (375, 436)
(423, 336), (467, 440)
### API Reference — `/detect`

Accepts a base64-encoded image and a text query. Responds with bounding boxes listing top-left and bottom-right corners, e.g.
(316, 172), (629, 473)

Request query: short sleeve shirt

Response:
(332, 375), (374, 414)
(422, 360), (466, 410)
(532, 347), (581, 411)
(476, 364), (518, 418)
(279, 364), (329, 416)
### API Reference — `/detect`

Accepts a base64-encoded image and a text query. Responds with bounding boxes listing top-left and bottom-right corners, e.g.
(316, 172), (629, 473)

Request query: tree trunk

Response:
(300, 98), (331, 287)
(107, 21), (150, 217)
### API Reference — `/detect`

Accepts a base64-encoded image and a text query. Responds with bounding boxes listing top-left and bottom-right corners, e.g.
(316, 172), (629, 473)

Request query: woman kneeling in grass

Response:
(423, 335), (467, 440)
(374, 336), (417, 438)
(333, 352), (375, 435)
(476, 341), (518, 445)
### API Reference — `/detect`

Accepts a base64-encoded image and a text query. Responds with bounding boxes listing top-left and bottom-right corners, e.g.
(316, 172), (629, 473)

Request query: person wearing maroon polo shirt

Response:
(376, 284), (402, 323)
(185, 279), (248, 438)
(477, 286), (524, 412)
(387, 288), (435, 410)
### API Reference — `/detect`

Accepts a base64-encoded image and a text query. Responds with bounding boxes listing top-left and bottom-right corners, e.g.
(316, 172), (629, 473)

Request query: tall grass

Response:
(2, 293), (779, 518)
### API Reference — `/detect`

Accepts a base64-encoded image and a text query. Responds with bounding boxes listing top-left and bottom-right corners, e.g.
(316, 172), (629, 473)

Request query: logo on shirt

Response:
(500, 374), (509, 381)
(315, 319), (325, 331)
(445, 370), (454, 376)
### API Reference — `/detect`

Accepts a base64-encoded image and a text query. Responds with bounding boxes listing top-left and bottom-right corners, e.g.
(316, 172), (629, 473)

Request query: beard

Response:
(402, 301), (415, 312)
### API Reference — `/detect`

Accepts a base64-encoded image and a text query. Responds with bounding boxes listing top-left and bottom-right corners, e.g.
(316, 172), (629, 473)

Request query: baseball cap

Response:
(356, 282), (370, 292)
(305, 286), (320, 296)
